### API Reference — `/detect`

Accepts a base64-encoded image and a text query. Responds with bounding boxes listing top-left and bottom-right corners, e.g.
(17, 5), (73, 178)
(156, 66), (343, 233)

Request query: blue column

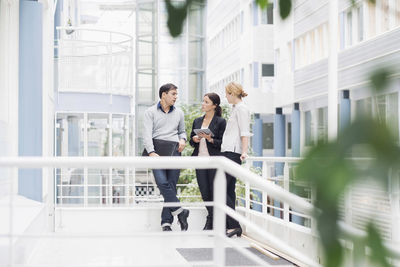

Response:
(252, 114), (263, 165)
(291, 103), (304, 224)
(339, 90), (351, 133)
(18, 1), (43, 202)
(274, 108), (285, 218)
(291, 103), (300, 157)
(274, 108), (286, 175)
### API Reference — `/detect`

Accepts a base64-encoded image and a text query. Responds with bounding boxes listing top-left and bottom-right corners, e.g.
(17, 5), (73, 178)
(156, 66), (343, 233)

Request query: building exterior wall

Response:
(206, 0), (275, 115)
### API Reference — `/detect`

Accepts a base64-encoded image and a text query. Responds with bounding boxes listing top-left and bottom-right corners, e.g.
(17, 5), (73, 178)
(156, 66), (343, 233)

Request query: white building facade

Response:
(206, 0), (276, 157)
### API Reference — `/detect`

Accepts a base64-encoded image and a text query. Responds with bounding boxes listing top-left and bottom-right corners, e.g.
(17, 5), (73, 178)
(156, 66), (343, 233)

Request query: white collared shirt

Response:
(221, 101), (252, 154)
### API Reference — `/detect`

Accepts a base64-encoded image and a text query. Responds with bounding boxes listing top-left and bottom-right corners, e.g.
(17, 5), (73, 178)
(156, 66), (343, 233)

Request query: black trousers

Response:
(196, 168), (216, 219)
(222, 151), (242, 229)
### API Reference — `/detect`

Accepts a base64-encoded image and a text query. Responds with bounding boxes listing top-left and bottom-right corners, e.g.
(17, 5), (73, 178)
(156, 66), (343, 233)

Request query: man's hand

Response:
(192, 135), (200, 143)
(149, 152), (159, 157)
(178, 139), (186, 152)
(240, 152), (248, 162)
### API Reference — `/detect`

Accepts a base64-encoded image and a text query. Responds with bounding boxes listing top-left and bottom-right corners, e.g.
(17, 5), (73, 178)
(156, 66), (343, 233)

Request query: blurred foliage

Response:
(296, 68), (400, 267)
(165, 1), (398, 266)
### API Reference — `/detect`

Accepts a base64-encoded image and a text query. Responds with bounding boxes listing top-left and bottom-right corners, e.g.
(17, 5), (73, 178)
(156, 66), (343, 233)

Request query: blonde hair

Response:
(225, 82), (248, 98)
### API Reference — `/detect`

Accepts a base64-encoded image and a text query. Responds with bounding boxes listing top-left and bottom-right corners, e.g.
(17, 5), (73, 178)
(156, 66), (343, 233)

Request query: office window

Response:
(310, 30), (315, 62)
(368, 1), (376, 38)
(262, 64), (274, 77)
(263, 123), (274, 149)
(287, 123), (292, 149)
(357, 5), (364, 42)
(261, 4), (273, 24)
(382, 0), (389, 32)
(317, 107), (328, 144)
(355, 97), (372, 118)
(240, 11), (244, 33)
(386, 92), (399, 141)
(305, 111), (314, 146)
(287, 41), (293, 71)
(346, 10), (353, 47)
(396, 0), (400, 26)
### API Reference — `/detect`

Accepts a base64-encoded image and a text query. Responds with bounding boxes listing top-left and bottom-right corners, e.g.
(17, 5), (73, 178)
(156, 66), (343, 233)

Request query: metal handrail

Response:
(1, 156), (400, 265)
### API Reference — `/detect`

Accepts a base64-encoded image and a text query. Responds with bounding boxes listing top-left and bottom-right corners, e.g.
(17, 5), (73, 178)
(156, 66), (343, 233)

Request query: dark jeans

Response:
(222, 151), (242, 230)
(152, 151), (181, 226)
(196, 168), (216, 220)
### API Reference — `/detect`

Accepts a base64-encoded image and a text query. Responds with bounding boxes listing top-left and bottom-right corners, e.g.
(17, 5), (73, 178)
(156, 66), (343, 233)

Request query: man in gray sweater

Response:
(143, 83), (189, 231)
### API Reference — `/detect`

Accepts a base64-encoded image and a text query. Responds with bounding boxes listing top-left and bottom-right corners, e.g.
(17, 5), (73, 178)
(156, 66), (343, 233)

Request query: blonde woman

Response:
(221, 82), (251, 238)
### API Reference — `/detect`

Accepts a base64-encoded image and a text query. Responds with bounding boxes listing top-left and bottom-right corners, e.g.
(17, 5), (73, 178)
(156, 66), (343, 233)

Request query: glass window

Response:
(397, 0), (400, 26)
(368, 2), (376, 38)
(357, 5), (364, 42)
(305, 111), (314, 146)
(88, 114), (109, 157)
(346, 10), (353, 47)
(262, 64), (274, 77)
(317, 107), (328, 144)
(112, 114), (126, 157)
(261, 4), (273, 24)
(381, 0), (389, 32)
(262, 123), (274, 149)
(387, 92), (399, 141)
(355, 97), (372, 118)
(287, 122), (292, 149)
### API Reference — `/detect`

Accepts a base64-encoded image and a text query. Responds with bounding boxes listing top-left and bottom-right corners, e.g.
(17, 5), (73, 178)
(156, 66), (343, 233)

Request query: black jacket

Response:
(190, 115), (226, 156)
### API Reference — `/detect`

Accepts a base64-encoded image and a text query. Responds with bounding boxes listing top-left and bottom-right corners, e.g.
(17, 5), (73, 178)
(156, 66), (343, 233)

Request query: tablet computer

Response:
(193, 128), (214, 137)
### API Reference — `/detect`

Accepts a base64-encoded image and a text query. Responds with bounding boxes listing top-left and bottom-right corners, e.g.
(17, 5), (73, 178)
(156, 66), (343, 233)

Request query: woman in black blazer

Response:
(189, 93), (226, 230)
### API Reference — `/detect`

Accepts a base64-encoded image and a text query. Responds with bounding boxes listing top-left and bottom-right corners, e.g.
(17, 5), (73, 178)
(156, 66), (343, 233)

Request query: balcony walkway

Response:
(26, 208), (294, 267)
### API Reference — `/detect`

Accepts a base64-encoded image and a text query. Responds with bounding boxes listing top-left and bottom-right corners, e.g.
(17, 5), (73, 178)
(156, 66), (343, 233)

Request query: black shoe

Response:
(203, 216), (213, 230)
(162, 226), (172, 231)
(226, 228), (242, 238)
(177, 209), (190, 231)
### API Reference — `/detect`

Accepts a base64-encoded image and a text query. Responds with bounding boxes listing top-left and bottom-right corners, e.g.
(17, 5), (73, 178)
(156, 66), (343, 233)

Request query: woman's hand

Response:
(199, 133), (213, 142)
(192, 135), (201, 143)
(240, 152), (248, 162)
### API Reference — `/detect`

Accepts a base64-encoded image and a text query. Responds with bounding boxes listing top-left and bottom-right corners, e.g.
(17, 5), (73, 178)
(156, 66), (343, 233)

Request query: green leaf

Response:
(279, 0), (292, 19)
(366, 223), (390, 267)
(256, 0), (269, 9)
(165, 0), (192, 38)
(370, 68), (391, 92)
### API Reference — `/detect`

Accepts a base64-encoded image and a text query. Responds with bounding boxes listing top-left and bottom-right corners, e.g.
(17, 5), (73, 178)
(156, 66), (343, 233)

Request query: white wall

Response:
(0, 0), (20, 196)
(273, 1), (295, 109)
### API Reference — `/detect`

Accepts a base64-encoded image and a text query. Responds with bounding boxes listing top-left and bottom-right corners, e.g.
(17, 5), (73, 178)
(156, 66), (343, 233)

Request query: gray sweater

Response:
(143, 102), (187, 153)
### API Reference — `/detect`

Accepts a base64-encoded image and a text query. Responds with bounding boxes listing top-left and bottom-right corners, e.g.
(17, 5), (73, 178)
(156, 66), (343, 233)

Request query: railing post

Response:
(262, 161), (268, 216)
(9, 167), (15, 267)
(47, 166), (55, 231)
(283, 162), (290, 224)
(213, 168), (226, 266)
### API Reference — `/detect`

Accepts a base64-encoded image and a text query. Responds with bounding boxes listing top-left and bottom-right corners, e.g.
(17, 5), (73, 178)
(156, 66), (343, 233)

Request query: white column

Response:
(328, 0), (339, 140)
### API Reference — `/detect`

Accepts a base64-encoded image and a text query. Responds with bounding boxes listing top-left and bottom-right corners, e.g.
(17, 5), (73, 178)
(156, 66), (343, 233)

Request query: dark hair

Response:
(204, 92), (222, 117)
(159, 83), (178, 99)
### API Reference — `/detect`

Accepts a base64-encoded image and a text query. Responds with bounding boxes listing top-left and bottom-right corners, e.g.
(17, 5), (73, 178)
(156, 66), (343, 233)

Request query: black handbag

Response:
(142, 139), (179, 156)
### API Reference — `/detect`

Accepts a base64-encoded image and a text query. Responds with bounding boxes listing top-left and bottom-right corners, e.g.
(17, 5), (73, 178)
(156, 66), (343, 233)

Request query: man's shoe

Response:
(162, 226), (172, 231)
(177, 209), (190, 231)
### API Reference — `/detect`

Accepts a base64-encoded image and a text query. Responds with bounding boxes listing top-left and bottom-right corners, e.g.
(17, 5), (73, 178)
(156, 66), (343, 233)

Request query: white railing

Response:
(1, 156), (400, 266)
(56, 27), (133, 96)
